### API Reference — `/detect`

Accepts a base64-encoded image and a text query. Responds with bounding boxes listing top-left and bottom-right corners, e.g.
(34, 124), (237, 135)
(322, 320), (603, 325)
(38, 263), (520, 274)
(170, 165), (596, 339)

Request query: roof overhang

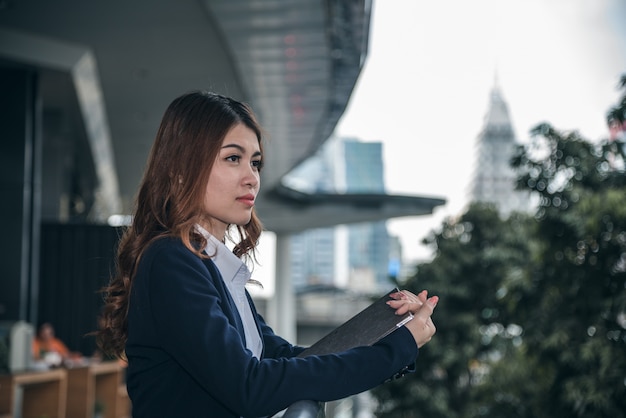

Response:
(0, 0), (445, 233)
(264, 184), (446, 233)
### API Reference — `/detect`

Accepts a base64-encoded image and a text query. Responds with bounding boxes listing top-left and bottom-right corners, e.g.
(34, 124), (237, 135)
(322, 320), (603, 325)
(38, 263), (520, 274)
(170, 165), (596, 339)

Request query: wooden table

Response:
(66, 361), (129, 418)
(0, 368), (67, 418)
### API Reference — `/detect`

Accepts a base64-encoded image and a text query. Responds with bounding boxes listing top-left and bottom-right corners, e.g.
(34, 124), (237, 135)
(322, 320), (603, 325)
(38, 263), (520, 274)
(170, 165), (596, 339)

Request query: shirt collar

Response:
(196, 225), (250, 283)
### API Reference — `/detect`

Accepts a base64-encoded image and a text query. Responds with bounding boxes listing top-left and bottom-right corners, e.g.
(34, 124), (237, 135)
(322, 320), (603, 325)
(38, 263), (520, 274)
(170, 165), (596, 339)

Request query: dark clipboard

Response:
(297, 288), (414, 357)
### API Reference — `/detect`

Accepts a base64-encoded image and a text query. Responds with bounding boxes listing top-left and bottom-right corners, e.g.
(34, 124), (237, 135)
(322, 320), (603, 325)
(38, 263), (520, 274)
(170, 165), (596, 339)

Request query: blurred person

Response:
(95, 91), (439, 418)
(32, 322), (70, 367)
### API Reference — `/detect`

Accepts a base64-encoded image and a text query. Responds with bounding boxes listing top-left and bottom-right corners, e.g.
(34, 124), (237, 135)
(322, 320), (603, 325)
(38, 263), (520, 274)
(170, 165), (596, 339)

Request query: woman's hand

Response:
(387, 289), (428, 316)
(388, 289), (438, 348)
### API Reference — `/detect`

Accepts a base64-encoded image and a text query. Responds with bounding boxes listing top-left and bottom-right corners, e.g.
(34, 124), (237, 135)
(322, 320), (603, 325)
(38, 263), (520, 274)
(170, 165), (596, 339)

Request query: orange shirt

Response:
(32, 337), (70, 359)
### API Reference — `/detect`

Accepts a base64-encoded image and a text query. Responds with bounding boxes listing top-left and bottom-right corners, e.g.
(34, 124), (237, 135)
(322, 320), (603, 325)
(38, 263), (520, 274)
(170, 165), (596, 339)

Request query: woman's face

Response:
(202, 123), (262, 240)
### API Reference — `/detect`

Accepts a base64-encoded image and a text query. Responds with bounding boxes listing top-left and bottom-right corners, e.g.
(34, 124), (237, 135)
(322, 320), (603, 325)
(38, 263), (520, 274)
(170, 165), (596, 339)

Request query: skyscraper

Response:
(342, 140), (390, 292)
(286, 137), (393, 292)
(469, 82), (532, 216)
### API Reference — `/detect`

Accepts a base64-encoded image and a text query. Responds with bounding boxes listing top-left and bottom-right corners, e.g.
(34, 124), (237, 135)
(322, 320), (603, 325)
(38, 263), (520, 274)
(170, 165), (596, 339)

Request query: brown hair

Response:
(96, 91), (264, 358)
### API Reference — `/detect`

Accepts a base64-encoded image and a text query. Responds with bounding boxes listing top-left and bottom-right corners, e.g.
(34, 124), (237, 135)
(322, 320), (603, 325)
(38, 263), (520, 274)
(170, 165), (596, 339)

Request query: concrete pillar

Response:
(267, 233), (297, 343)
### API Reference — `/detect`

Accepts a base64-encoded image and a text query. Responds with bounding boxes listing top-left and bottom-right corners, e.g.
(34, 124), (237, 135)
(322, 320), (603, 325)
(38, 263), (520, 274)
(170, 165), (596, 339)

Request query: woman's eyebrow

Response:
(221, 143), (244, 152)
(221, 143), (262, 157)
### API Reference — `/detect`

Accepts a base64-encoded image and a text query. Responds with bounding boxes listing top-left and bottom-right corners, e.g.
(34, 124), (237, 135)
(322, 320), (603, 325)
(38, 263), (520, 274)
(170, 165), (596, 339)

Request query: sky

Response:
(251, 0), (626, 295)
(335, 0), (626, 262)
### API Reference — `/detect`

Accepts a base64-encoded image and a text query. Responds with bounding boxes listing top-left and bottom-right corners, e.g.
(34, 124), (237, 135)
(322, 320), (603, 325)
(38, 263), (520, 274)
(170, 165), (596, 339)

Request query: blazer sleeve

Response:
(139, 239), (418, 417)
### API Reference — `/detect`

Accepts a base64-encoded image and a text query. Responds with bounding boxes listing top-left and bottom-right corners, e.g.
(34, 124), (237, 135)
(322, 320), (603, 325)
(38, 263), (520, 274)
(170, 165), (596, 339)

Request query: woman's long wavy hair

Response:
(96, 91), (265, 358)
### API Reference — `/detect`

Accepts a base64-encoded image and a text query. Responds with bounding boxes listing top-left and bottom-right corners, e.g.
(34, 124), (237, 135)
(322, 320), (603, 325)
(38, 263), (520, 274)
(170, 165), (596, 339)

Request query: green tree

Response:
(373, 74), (626, 417)
(373, 203), (534, 418)
(607, 74), (626, 136)
(504, 126), (626, 416)
(474, 121), (626, 417)
(497, 74), (626, 417)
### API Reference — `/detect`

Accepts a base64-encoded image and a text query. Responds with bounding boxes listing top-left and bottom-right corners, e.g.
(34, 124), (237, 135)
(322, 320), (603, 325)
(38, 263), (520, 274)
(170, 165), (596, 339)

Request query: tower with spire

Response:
(469, 80), (531, 216)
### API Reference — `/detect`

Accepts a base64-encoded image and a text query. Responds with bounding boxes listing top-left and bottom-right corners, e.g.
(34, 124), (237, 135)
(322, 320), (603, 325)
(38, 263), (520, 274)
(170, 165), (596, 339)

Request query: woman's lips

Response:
(237, 194), (255, 206)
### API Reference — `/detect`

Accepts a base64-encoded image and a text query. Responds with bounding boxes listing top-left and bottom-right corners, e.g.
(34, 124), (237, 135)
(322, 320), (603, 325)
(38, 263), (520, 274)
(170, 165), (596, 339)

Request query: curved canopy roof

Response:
(0, 0), (444, 233)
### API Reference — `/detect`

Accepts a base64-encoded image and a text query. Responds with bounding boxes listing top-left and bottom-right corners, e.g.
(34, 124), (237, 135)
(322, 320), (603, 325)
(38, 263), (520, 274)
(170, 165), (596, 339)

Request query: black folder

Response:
(298, 288), (414, 357)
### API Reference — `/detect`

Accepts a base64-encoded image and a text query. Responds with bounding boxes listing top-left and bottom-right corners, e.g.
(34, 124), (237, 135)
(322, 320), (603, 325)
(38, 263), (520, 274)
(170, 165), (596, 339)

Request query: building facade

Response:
(286, 137), (394, 293)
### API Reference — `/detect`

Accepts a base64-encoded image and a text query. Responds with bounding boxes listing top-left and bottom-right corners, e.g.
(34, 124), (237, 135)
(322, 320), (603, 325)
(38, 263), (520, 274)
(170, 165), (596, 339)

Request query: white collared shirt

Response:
(196, 226), (263, 359)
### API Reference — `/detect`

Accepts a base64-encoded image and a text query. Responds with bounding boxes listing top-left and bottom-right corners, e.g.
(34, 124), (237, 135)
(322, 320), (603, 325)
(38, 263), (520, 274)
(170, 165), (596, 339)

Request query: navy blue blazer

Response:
(125, 237), (418, 417)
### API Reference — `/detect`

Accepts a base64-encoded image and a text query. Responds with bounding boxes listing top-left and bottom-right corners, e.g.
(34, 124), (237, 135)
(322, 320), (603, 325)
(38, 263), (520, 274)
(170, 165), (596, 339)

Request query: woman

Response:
(96, 91), (438, 417)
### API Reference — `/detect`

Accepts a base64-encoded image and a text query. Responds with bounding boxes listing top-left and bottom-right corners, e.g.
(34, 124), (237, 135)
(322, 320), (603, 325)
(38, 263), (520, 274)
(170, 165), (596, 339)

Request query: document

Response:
(298, 288), (414, 357)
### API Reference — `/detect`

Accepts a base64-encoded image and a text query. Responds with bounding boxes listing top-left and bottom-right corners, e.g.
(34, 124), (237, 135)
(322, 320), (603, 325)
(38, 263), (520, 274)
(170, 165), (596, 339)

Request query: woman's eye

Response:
(225, 155), (241, 163)
(252, 159), (263, 170)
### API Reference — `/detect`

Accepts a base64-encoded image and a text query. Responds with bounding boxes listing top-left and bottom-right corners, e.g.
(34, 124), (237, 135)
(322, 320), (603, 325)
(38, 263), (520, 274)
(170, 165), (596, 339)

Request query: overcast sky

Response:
(252, 0), (626, 295)
(335, 0), (626, 261)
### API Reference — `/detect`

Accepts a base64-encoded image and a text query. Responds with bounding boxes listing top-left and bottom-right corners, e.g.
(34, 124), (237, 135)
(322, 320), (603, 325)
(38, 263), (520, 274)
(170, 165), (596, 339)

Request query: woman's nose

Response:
(244, 166), (260, 188)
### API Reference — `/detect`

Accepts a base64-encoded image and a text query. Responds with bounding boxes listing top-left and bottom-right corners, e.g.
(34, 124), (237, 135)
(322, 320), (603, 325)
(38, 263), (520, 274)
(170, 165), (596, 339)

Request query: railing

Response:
(281, 400), (325, 418)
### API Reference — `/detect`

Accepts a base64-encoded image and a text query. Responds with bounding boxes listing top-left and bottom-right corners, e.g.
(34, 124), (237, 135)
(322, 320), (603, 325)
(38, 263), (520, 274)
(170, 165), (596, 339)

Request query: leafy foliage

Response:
(374, 203), (535, 418)
(507, 123), (626, 417)
(373, 75), (626, 417)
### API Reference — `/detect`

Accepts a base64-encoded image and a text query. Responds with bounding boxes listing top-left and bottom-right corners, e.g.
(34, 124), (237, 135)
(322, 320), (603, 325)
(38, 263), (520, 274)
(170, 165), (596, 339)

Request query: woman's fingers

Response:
(406, 296), (438, 348)
(414, 296), (438, 320)
(415, 290), (428, 303)
(388, 289), (430, 315)
(390, 289), (423, 302)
